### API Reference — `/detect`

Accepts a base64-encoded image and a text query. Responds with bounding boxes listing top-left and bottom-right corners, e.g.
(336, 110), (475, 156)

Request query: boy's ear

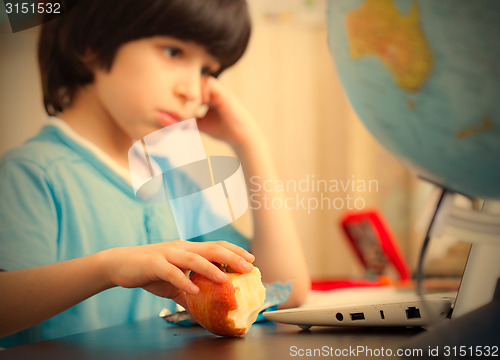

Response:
(79, 48), (102, 72)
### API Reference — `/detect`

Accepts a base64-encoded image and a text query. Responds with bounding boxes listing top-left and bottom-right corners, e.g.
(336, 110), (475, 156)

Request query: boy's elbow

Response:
(279, 274), (311, 309)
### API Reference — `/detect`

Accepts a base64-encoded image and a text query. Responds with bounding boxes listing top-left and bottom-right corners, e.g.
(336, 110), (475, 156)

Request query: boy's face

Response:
(90, 36), (220, 141)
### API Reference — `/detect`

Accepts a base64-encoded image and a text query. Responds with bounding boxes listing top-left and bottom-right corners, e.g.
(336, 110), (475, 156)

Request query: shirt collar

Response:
(48, 117), (132, 183)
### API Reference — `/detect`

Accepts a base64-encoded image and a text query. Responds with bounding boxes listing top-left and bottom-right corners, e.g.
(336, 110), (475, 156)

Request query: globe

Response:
(327, 0), (500, 200)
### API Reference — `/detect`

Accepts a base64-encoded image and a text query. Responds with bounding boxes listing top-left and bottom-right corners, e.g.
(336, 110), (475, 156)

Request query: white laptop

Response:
(264, 196), (500, 331)
(262, 286), (455, 330)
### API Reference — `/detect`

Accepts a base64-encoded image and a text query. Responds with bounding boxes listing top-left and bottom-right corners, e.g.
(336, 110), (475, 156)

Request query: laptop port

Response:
(350, 312), (365, 321)
(405, 306), (421, 319)
(336, 312), (343, 321)
(380, 310), (385, 319)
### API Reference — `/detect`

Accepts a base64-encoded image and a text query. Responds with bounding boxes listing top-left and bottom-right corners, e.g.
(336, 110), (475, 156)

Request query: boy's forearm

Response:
(234, 131), (311, 308)
(0, 252), (113, 338)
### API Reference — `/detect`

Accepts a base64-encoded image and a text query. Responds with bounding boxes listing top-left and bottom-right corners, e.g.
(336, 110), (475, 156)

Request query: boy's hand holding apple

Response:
(100, 240), (255, 310)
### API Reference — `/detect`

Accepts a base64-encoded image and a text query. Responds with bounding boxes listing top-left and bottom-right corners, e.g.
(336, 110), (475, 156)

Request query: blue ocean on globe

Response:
(327, 0), (500, 200)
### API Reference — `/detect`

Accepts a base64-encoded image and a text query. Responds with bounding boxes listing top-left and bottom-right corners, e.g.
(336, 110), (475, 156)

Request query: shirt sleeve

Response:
(0, 159), (58, 271)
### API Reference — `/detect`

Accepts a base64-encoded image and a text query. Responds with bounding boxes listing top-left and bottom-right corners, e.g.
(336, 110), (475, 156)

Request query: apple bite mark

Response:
(186, 265), (266, 337)
(228, 268), (266, 332)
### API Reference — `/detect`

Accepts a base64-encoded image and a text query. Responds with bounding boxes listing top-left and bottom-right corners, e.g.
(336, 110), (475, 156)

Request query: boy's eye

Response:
(163, 47), (182, 58)
(201, 66), (213, 76)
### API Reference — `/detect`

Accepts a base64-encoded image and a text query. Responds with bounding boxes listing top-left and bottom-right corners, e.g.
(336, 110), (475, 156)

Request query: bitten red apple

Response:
(186, 264), (266, 337)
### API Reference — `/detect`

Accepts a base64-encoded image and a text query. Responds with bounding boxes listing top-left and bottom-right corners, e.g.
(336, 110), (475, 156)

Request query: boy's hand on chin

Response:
(196, 77), (262, 149)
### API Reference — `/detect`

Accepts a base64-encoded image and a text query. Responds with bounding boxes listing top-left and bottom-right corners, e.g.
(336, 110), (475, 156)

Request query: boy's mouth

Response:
(158, 111), (183, 127)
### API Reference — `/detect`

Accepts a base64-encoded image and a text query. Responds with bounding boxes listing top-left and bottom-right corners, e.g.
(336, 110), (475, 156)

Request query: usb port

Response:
(405, 307), (421, 319)
(350, 312), (365, 321)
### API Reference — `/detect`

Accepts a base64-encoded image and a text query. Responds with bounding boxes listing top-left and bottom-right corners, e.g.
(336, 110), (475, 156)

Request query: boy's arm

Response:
(233, 131), (311, 308)
(0, 240), (254, 338)
(197, 79), (311, 308)
(0, 254), (111, 338)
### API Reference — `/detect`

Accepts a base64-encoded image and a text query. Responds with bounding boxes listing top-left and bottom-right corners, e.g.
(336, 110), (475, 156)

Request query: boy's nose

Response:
(173, 69), (202, 104)
(173, 82), (198, 103)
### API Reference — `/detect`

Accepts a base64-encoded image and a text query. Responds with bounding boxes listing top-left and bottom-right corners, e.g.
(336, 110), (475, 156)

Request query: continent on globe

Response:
(456, 115), (493, 140)
(346, 0), (433, 92)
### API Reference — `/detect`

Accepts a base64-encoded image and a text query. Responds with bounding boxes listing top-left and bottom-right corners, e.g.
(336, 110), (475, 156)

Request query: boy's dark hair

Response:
(38, 0), (251, 115)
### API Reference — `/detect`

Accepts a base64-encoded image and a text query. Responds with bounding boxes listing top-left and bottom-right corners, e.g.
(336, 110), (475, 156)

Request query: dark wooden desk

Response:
(0, 318), (424, 360)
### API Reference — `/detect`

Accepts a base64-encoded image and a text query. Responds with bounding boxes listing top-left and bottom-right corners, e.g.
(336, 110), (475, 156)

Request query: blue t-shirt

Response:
(0, 123), (249, 348)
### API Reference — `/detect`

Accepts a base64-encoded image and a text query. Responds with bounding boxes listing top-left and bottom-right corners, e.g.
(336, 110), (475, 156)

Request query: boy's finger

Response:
(198, 242), (254, 274)
(171, 291), (188, 310)
(210, 240), (255, 263)
(168, 253), (229, 284)
(172, 239), (254, 263)
(172, 240), (255, 274)
(156, 261), (199, 295)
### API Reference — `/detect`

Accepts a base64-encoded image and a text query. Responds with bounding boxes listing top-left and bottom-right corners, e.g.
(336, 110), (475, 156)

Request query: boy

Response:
(0, 0), (310, 347)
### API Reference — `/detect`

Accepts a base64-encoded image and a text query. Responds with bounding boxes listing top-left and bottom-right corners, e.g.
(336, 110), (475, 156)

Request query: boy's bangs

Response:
(129, 0), (251, 74)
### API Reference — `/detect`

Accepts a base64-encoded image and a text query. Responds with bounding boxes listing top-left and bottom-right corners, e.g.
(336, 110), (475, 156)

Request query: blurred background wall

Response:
(1, 0), (465, 280)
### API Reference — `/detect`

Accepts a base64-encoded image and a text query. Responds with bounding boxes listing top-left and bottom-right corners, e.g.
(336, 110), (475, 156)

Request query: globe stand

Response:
(403, 279), (500, 359)
(403, 189), (500, 359)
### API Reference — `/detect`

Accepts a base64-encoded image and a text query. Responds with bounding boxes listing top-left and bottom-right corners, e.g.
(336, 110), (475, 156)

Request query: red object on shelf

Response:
(340, 209), (411, 281)
(312, 209), (411, 291)
(311, 278), (383, 291)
